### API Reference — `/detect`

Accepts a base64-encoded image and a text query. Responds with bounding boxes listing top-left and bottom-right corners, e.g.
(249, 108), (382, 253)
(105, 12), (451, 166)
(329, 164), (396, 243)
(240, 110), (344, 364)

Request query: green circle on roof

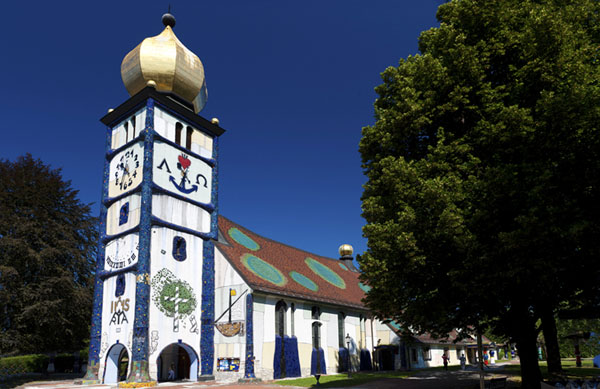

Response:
(241, 254), (287, 287)
(305, 257), (346, 289)
(289, 271), (318, 292)
(338, 262), (348, 271)
(358, 282), (372, 293)
(228, 227), (260, 251)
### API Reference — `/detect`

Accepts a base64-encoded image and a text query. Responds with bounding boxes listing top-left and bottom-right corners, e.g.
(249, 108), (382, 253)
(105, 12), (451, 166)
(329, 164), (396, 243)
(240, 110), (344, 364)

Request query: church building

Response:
(80, 13), (427, 385)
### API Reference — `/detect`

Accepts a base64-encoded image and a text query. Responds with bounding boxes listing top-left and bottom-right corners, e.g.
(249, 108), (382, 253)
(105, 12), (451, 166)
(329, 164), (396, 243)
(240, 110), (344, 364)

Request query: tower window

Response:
(131, 116), (136, 139)
(186, 126), (193, 149)
(115, 274), (126, 297)
(338, 312), (346, 348)
(119, 202), (129, 226)
(312, 306), (320, 320)
(290, 303), (295, 337)
(172, 236), (187, 261)
(275, 300), (287, 337)
(124, 122), (129, 143)
(312, 322), (321, 350)
(175, 122), (183, 145)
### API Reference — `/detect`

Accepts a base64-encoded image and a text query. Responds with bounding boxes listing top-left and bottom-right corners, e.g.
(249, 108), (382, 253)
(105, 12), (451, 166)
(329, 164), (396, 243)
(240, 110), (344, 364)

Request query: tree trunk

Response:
(512, 306), (542, 389)
(477, 331), (484, 389)
(541, 308), (562, 376)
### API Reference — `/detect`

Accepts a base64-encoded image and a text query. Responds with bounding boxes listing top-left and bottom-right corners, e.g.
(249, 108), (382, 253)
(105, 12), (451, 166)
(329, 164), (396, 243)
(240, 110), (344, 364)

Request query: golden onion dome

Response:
(120, 13), (207, 112)
(338, 244), (354, 257)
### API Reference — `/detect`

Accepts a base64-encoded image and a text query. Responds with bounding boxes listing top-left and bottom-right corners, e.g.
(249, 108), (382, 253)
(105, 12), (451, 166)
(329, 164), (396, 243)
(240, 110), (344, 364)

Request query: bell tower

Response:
(82, 13), (224, 385)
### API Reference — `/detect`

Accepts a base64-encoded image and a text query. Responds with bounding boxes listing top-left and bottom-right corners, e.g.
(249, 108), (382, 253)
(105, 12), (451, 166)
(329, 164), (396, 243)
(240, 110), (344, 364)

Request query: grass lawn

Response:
(275, 370), (414, 388)
(496, 358), (600, 382)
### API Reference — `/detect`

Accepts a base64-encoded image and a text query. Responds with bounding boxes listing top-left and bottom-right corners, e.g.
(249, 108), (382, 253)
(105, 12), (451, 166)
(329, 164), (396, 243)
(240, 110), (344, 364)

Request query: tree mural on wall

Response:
(151, 269), (197, 332)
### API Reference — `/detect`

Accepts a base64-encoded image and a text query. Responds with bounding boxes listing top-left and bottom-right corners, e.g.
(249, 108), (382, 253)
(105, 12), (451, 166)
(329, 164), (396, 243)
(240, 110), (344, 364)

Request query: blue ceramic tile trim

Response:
(310, 348), (327, 375)
(338, 348), (349, 372)
(200, 133), (218, 377)
(153, 132), (216, 167)
(98, 264), (139, 280)
(128, 98), (154, 380)
(103, 186), (142, 207)
(284, 336), (301, 377)
(150, 216), (214, 240)
(102, 226), (141, 244)
(83, 125), (112, 381)
(359, 349), (372, 371)
(244, 294), (255, 379)
(273, 335), (283, 379)
(209, 137), (219, 239)
(200, 239), (215, 376)
(151, 183), (215, 213)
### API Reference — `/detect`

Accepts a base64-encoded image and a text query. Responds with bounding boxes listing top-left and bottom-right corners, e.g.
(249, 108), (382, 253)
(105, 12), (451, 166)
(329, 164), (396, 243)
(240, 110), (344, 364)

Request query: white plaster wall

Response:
(111, 108), (146, 150)
(213, 247), (249, 379)
(151, 194), (210, 233)
(108, 142), (144, 198)
(215, 248), (252, 352)
(148, 227), (203, 380)
(251, 299), (378, 379)
(153, 107), (213, 159)
(106, 194), (141, 236)
(252, 296), (266, 379)
(152, 141), (212, 205)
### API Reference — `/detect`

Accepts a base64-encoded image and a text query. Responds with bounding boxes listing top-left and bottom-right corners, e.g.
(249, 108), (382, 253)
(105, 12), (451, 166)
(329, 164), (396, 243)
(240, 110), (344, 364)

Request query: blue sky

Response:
(1, 1), (440, 260)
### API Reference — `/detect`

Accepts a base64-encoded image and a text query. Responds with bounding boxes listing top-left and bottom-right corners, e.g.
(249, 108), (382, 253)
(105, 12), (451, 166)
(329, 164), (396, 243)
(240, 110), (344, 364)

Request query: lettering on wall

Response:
(109, 297), (130, 326)
(106, 250), (137, 270)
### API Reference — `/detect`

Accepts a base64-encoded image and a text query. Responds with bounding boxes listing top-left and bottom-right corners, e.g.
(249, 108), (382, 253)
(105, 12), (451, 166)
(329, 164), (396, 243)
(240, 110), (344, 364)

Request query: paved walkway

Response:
(16, 365), (520, 389)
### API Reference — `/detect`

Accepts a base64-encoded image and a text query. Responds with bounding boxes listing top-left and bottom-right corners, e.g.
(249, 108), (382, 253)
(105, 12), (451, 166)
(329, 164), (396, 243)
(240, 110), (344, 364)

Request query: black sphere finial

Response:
(162, 13), (176, 28)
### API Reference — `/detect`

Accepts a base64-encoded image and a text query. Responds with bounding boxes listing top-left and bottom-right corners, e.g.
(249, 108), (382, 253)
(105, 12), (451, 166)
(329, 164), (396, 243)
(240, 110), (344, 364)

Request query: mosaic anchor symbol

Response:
(170, 154), (198, 194)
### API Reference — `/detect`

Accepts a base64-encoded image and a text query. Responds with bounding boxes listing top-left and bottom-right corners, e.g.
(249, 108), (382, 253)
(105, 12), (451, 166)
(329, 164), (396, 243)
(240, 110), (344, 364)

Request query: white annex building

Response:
(81, 13), (479, 385)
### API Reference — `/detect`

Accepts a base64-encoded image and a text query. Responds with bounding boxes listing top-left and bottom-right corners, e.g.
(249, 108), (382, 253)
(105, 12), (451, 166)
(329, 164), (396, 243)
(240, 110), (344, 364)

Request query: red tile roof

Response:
(216, 215), (367, 309)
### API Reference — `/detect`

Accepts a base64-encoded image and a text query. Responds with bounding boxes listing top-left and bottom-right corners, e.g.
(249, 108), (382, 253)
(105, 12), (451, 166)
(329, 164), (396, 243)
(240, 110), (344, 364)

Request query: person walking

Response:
(459, 353), (466, 370)
(442, 353), (449, 371)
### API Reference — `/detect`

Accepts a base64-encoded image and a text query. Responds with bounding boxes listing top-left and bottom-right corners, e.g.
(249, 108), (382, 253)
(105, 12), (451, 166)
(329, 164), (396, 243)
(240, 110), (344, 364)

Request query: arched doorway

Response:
(104, 343), (129, 384)
(156, 343), (198, 382)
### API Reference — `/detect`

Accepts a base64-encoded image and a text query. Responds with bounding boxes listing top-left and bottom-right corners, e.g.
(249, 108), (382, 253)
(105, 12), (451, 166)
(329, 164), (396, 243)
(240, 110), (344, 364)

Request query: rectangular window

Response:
(422, 347), (431, 360)
(312, 322), (321, 349)
(411, 348), (418, 363)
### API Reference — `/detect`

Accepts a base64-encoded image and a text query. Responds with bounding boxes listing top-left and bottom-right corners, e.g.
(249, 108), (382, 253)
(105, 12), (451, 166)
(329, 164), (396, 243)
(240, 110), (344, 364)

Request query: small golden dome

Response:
(121, 14), (207, 112)
(339, 244), (353, 257)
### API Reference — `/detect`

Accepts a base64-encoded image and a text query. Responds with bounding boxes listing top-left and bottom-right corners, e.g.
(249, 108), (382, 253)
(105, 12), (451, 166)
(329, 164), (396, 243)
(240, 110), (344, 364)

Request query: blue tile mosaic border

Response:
(244, 294), (255, 379)
(200, 239), (215, 375)
(127, 98), (155, 382)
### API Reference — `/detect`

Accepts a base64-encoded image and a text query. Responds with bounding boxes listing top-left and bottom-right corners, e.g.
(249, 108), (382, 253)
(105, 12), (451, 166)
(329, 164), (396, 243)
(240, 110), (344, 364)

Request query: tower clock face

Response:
(109, 142), (144, 198)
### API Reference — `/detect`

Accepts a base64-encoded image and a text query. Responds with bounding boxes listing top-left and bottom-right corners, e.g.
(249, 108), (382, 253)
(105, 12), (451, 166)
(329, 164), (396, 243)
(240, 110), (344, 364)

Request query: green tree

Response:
(0, 155), (98, 354)
(358, 1), (600, 388)
(556, 319), (600, 358)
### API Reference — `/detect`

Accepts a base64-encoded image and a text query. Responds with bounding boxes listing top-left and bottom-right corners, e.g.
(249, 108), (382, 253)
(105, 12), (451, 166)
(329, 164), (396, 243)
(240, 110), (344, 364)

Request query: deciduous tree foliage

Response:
(0, 155), (97, 354)
(359, 1), (600, 387)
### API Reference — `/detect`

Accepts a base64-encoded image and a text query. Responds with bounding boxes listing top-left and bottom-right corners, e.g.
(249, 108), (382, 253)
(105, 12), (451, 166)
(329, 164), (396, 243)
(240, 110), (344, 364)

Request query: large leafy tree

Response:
(0, 155), (98, 354)
(359, 1), (600, 388)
